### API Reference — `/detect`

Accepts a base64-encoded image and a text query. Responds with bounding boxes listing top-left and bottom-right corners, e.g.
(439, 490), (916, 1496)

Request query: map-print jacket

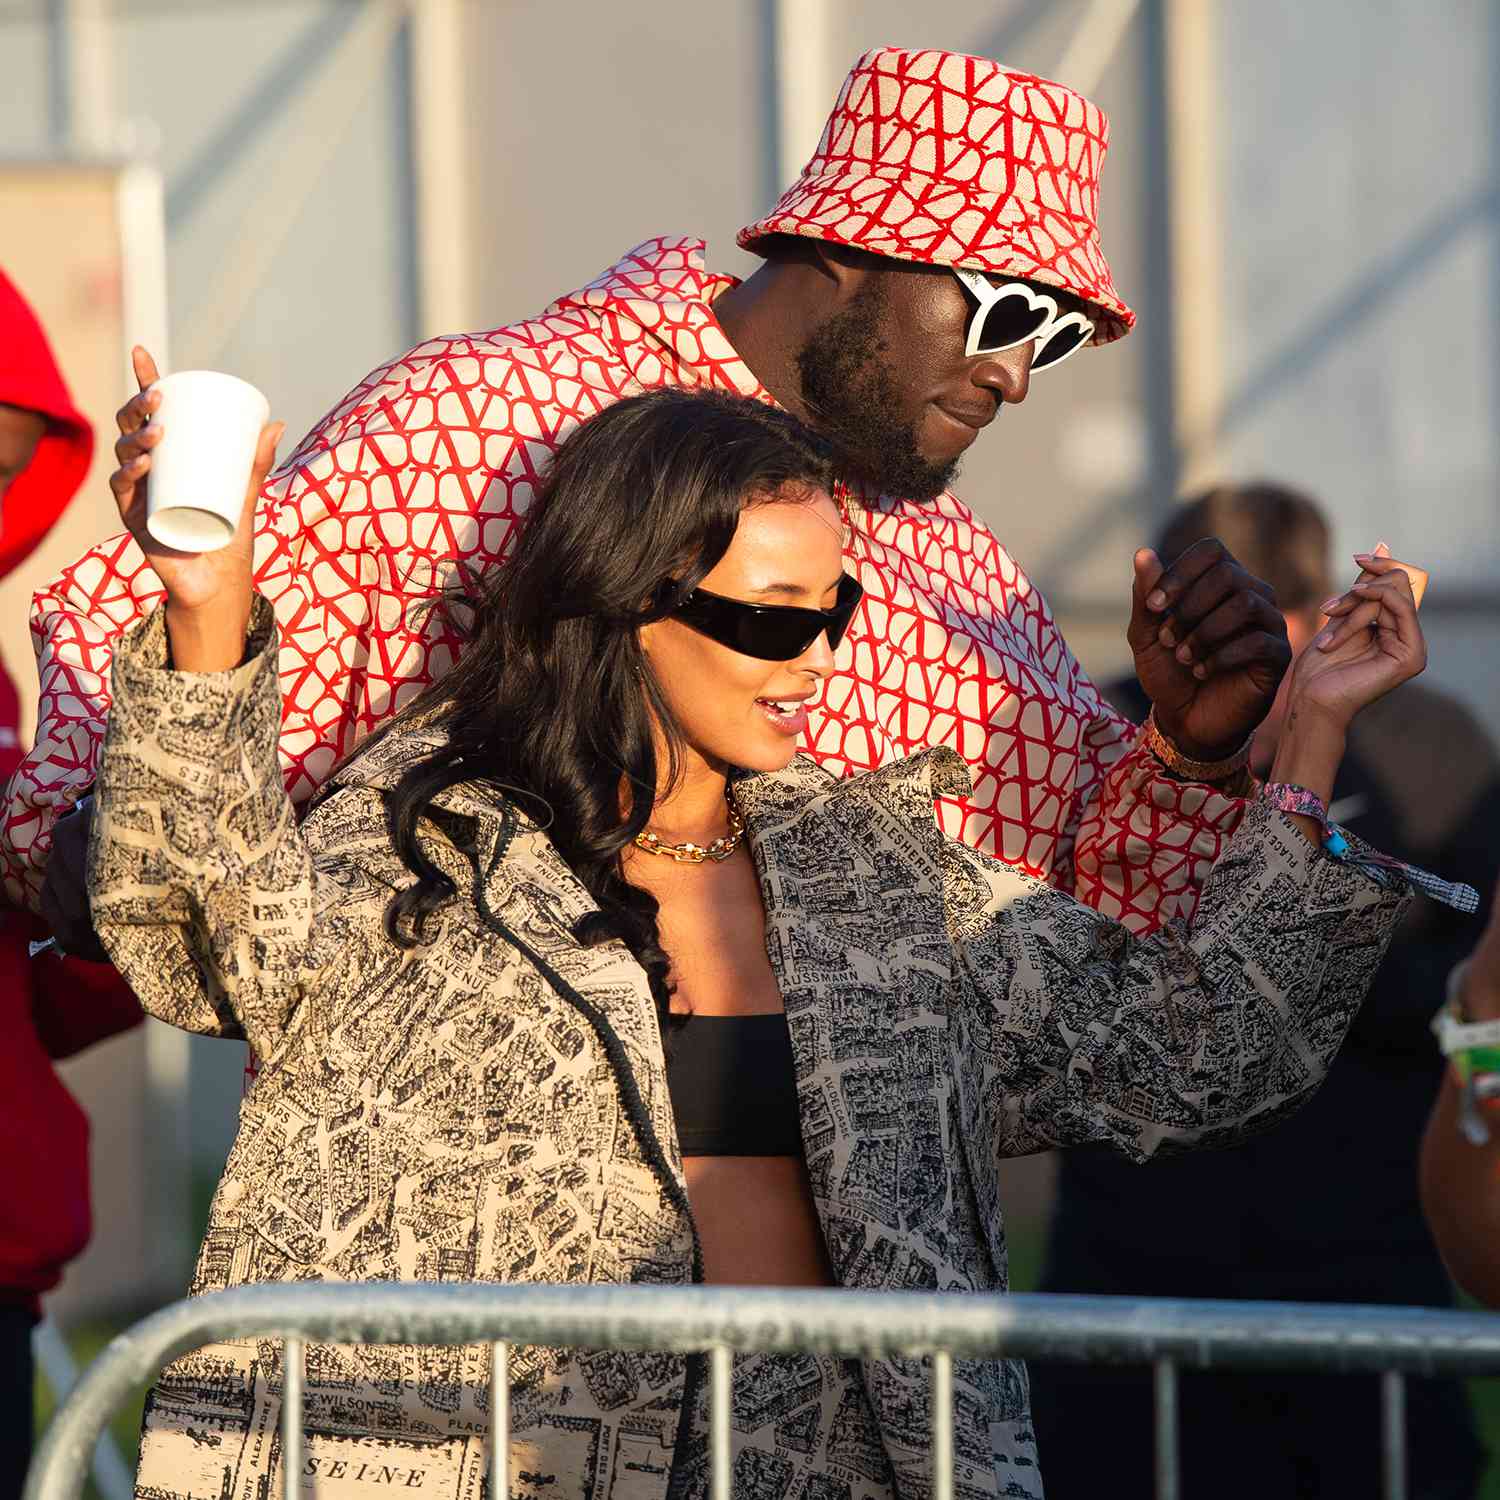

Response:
(92, 599), (1407, 1500)
(21, 238), (1234, 933)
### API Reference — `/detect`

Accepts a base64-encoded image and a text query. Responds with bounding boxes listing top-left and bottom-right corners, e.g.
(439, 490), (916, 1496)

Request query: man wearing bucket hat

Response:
(17, 50), (1285, 1005)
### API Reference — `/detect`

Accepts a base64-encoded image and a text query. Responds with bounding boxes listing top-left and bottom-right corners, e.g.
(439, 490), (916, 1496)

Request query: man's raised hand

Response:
(1128, 537), (1292, 761)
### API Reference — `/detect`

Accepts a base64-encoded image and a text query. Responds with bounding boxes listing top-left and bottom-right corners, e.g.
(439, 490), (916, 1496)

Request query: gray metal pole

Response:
(1381, 1370), (1408, 1500)
(1137, 0), (1181, 518)
(1152, 1359), (1179, 1500)
(45, 0), (114, 153)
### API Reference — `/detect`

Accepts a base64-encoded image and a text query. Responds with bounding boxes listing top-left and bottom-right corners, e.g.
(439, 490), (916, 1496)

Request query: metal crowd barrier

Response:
(24, 1283), (1500, 1500)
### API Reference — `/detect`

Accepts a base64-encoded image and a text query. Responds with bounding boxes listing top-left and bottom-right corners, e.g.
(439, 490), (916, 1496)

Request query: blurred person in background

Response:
(18, 48), (1296, 976)
(1422, 884), (1500, 1309)
(1030, 481), (1498, 1500)
(0, 268), (141, 1496)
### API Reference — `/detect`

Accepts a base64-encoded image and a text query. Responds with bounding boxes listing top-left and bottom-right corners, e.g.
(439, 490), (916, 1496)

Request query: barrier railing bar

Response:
(931, 1349), (954, 1500)
(710, 1345), (733, 1500)
(490, 1340), (510, 1500)
(1152, 1358), (1178, 1500)
(26, 1287), (1500, 1500)
(1382, 1369), (1407, 1500)
(281, 1336), (303, 1500)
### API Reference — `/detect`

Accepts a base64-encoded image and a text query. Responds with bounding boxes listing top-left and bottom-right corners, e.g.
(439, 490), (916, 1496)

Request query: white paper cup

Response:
(144, 370), (270, 553)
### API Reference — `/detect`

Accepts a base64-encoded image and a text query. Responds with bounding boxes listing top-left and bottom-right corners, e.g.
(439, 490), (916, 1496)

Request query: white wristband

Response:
(1432, 960), (1500, 1054)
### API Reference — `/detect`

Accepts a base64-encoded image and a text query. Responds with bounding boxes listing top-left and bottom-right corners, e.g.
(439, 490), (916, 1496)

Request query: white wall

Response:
(1213, 0), (1500, 733)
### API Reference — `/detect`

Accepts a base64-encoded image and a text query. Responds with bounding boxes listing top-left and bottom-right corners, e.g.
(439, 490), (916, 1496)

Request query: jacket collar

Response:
(333, 717), (972, 843)
(548, 237), (771, 402)
(735, 748), (971, 1280)
(327, 719), (603, 932)
(732, 746), (970, 843)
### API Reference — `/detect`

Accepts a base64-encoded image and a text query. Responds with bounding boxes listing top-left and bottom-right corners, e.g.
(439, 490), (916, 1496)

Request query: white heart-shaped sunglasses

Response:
(953, 268), (1096, 371)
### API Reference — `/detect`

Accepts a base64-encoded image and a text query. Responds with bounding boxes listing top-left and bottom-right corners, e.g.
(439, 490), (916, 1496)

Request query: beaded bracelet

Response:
(1258, 780), (1480, 914)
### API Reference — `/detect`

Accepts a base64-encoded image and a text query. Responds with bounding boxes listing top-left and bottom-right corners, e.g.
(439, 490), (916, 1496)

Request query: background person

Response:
(0, 267), (141, 1497)
(1422, 883), (1500, 1310)
(1030, 480), (1497, 1500)
(93, 387), (1425, 1500)
(19, 47), (1291, 970)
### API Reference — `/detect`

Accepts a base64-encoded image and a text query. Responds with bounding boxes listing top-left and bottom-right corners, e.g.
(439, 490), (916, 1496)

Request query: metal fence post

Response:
(1153, 1358), (1178, 1500)
(931, 1349), (954, 1500)
(709, 1345), (733, 1500)
(1381, 1370), (1408, 1500)
(281, 1336), (303, 1500)
(490, 1341), (510, 1500)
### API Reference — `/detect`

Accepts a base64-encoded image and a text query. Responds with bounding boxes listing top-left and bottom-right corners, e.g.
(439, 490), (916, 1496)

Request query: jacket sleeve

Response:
(1063, 704), (1251, 936)
(1, 336), (495, 914)
(87, 595), (331, 1060)
(983, 561), (1249, 938)
(946, 797), (1409, 1165)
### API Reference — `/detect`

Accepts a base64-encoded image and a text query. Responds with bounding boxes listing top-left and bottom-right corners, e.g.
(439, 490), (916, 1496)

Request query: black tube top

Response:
(666, 1013), (804, 1157)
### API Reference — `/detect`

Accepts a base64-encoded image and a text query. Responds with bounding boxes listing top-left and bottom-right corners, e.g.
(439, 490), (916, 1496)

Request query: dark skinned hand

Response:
(1128, 537), (1292, 761)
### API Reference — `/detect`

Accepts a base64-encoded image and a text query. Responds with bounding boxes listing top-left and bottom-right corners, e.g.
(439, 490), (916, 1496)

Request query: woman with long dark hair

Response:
(95, 385), (1426, 1500)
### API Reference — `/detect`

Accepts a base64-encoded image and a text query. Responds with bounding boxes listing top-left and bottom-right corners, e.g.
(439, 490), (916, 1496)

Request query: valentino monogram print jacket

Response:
(91, 599), (1407, 1500)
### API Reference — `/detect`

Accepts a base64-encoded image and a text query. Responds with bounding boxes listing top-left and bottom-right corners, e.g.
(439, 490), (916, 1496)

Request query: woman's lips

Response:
(756, 698), (809, 736)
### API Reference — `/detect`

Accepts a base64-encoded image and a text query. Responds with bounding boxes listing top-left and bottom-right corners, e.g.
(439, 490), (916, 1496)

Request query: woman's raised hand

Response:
(1285, 553), (1428, 729)
(109, 345), (284, 670)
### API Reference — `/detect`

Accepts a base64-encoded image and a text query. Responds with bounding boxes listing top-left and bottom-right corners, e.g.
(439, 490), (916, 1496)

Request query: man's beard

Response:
(795, 281), (960, 503)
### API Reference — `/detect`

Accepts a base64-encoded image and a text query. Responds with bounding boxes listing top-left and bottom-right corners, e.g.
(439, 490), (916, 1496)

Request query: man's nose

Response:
(970, 342), (1034, 404)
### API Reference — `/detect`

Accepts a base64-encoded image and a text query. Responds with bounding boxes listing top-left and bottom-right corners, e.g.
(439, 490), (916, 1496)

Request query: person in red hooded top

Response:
(0, 267), (141, 1496)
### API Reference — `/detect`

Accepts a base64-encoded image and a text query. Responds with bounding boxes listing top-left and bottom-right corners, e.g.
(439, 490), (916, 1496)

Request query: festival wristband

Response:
(1431, 959), (1500, 1145)
(1258, 781), (1480, 914)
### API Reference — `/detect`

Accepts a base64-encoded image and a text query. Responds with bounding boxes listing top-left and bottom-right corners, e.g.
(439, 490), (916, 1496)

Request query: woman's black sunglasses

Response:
(670, 572), (865, 661)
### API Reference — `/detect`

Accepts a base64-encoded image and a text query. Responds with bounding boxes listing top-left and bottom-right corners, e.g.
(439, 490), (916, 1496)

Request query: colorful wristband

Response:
(1258, 781), (1480, 914)
(1431, 960), (1500, 1145)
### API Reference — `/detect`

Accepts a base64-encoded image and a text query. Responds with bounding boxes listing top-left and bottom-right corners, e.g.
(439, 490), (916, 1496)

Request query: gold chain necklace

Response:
(633, 791), (745, 865)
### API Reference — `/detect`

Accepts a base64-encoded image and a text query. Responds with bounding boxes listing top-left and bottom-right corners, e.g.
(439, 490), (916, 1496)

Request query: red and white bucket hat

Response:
(739, 46), (1135, 344)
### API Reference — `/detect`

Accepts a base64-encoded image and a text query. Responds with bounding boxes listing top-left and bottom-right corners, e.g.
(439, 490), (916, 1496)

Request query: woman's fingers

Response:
(1363, 571), (1423, 661)
(113, 421), (163, 465)
(1316, 597), (1381, 652)
(108, 457), (149, 527)
(1318, 554), (1412, 616)
(114, 351), (164, 438)
(131, 345), (160, 393)
(1318, 575), (1421, 661)
(1352, 551), (1402, 575)
(249, 421), (285, 493)
(1317, 572), (1418, 653)
(114, 386), (160, 437)
(107, 461), (135, 500)
(116, 349), (163, 435)
(232, 421), (285, 537)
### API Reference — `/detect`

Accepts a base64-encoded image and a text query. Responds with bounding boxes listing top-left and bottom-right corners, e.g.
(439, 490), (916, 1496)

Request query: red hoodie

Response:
(0, 267), (142, 1310)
